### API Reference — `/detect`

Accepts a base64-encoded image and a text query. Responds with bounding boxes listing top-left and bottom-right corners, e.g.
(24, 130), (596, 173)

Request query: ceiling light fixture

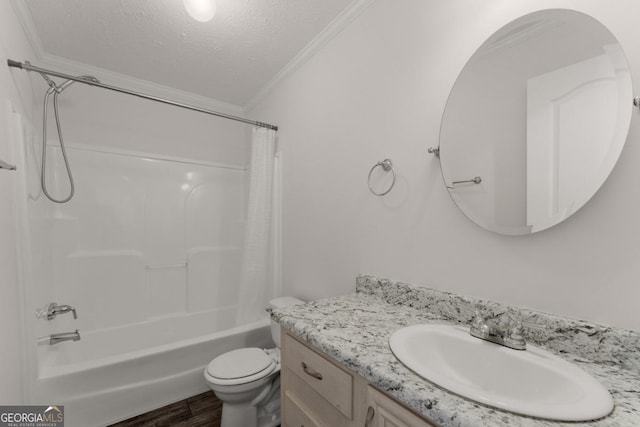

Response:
(183, 0), (217, 22)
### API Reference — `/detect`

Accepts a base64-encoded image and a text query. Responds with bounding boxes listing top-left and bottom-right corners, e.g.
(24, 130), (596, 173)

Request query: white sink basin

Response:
(389, 324), (614, 421)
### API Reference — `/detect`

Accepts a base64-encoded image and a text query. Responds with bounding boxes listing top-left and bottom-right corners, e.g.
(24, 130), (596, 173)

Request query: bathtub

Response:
(31, 316), (273, 427)
(10, 129), (274, 426)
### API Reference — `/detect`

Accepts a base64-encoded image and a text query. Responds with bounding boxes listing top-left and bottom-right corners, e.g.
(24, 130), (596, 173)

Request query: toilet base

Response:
(220, 403), (256, 427)
(218, 394), (280, 427)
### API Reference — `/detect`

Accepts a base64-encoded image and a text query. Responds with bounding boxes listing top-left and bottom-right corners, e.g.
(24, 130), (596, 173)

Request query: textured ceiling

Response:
(23, 0), (354, 106)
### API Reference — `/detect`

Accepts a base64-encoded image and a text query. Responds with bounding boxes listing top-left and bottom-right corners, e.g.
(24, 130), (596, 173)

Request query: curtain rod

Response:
(7, 59), (278, 131)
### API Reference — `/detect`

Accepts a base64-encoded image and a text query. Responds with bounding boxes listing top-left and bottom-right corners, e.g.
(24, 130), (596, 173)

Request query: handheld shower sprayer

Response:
(40, 74), (100, 203)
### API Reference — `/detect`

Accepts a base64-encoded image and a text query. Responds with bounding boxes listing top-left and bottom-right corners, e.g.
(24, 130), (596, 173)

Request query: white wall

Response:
(0, 1), (39, 404)
(43, 83), (248, 166)
(248, 0), (640, 331)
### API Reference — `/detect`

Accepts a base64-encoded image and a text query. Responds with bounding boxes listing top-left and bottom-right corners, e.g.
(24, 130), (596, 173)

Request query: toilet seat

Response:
(206, 348), (277, 386)
(204, 297), (304, 427)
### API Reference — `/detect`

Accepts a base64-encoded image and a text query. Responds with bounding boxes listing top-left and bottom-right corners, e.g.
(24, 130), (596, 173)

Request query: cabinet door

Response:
(366, 386), (436, 427)
(283, 392), (322, 427)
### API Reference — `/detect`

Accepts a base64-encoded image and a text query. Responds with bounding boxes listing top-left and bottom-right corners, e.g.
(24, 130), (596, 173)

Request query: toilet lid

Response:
(207, 348), (276, 380)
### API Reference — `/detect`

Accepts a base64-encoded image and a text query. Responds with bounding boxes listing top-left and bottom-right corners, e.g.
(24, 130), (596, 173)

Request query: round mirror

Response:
(439, 9), (633, 235)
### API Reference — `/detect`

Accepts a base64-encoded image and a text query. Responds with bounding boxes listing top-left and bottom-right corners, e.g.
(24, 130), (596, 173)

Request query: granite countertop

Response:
(271, 276), (640, 427)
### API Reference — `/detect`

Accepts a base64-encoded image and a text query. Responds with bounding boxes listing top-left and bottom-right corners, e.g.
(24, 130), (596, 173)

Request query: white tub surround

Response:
(11, 138), (279, 426)
(271, 275), (640, 427)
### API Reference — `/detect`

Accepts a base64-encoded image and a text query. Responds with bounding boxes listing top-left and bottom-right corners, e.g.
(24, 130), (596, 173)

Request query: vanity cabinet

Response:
(366, 386), (435, 427)
(281, 330), (436, 427)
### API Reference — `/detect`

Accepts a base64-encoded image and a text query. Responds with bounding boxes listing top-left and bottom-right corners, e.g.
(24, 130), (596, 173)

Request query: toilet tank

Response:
(268, 297), (304, 347)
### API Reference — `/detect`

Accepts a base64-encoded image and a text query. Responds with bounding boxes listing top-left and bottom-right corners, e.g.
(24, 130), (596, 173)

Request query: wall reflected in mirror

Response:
(439, 9), (633, 235)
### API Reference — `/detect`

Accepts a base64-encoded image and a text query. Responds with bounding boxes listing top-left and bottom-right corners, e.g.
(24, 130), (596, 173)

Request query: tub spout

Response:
(50, 330), (81, 345)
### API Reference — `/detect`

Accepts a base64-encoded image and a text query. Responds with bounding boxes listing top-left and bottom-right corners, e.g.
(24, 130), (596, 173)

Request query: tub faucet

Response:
(46, 302), (77, 320)
(49, 330), (81, 345)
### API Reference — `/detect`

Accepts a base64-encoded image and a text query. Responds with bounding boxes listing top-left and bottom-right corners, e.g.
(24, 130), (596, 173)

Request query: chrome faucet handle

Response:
(470, 304), (487, 332)
(46, 303), (59, 320)
(45, 302), (78, 320)
(505, 316), (546, 350)
(61, 305), (78, 319)
(505, 320), (526, 349)
(459, 302), (492, 339)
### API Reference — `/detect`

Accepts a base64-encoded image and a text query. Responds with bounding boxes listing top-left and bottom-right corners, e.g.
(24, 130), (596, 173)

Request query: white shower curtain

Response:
(236, 127), (280, 324)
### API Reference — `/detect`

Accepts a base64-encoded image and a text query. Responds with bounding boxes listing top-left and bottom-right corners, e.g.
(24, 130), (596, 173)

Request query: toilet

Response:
(204, 297), (304, 427)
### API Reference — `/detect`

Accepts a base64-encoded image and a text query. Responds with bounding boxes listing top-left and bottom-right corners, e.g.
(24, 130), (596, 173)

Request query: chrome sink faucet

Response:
(466, 304), (544, 350)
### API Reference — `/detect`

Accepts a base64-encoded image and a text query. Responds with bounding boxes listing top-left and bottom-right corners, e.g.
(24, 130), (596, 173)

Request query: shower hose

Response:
(40, 74), (98, 203)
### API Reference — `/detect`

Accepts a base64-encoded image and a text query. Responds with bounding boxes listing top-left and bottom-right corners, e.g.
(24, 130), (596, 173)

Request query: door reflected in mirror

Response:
(439, 9), (633, 235)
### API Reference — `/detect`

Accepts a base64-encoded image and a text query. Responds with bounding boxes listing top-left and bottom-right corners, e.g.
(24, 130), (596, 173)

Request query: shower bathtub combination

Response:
(9, 60), (281, 427)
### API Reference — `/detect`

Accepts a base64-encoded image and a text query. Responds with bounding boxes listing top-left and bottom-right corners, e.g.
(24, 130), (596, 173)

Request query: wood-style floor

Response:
(108, 391), (222, 427)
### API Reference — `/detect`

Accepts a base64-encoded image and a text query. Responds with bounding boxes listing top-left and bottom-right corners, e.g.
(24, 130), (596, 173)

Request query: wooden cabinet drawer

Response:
(284, 366), (352, 427)
(283, 333), (353, 419)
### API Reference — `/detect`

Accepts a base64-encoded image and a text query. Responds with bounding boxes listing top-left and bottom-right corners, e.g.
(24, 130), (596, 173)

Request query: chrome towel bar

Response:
(448, 176), (482, 189)
(452, 176), (482, 186)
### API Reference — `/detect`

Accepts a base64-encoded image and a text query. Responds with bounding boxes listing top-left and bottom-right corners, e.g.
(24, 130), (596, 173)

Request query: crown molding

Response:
(9, 0), (245, 117)
(11, 0), (377, 116)
(244, 0), (377, 111)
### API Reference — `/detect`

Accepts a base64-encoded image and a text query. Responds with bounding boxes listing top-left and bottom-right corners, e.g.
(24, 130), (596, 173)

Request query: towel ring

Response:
(368, 159), (396, 196)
